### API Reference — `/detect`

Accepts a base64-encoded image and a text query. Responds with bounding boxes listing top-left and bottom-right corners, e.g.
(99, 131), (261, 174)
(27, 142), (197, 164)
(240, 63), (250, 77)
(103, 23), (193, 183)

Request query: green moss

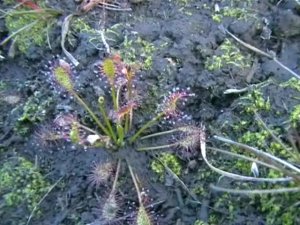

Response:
(212, 7), (253, 23)
(71, 19), (157, 70)
(4, 1), (59, 53)
(212, 0), (254, 23)
(290, 104), (300, 128)
(205, 39), (251, 71)
(193, 166), (218, 199)
(3, 0), (15, 4)
(72, 18), (95, 34)
(213, 193), (237, 220)
(0, 157), (50, 219)
(233, 127), (293, 175)
(172, 0), (190, 5)
(210, 186), (300, 225)
(214, 190), (299, 225)
(151, 153), (182, 181)
(280, 77), (300, 92)
(193, 220), (208, 225)
(260, 192), (300, 225)
(0, 81), (8, 91)
(242, 90), (271, 113)
(70, 18), (123, 49)
(232, 120), (249, 132)
(214, 83), (299, 225)
(15, 91), (53, 135)
(120, 36), (156, 70)
(240, 130), (270, 149)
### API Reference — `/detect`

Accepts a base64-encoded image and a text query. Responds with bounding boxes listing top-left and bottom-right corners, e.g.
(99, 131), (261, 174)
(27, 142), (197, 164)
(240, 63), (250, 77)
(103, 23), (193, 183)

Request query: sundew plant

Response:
(40, 54), (201, 224)
(42, 54), (197, 150)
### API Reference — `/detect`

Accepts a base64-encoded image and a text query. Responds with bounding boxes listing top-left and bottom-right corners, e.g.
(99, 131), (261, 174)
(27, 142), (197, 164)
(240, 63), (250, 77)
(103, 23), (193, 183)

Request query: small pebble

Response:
(3, 95), (21, 104)
(187, 160), (197, 170)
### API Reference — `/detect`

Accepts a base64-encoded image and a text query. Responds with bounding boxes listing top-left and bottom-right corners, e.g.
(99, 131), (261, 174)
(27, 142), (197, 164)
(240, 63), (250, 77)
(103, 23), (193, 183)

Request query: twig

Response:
(127, 160), (143, 203)
(210, 184), (300, 195)
(99, 2), (131, 11)
(61, 14), (79, 66)
(111, 159), (121, 193)
(46, 22), (52, 50)
(213, 135), (300, 176)
(140, 129), (180, 140)
(219, 25), (300, 80)
(223, 79), (271, 95)
(100, 30), (110, 54)
(152, 154), (200, 203)
(137, 143), (177, 151)
(207, 146), (280, 171)
(254, 112), (300, 161)
(26, 176), (64, 225)
(200, 134), (293, 182)
(98, 5), (110, 54)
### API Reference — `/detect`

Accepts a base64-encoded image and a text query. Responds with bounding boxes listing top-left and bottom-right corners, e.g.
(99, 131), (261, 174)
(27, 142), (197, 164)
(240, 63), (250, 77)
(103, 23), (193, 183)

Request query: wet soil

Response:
(1, 0), (300, 225)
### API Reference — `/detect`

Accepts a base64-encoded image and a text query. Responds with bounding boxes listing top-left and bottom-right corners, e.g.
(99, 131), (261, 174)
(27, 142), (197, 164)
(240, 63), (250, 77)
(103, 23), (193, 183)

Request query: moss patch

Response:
(151, 153), (182, 181)
(15, 91), (53, 135)
(290, 104), (300, 128)
(3, 0), (60, 53)
(210, 80), (300, 224)
(0, 157), (50, 224)
(205, 39), (251, 71)
(212, 0), (254, 23)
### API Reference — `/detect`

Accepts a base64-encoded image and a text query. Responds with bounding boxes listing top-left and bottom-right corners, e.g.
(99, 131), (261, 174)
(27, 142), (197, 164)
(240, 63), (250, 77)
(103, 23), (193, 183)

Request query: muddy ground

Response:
(1, 0), (300, 225)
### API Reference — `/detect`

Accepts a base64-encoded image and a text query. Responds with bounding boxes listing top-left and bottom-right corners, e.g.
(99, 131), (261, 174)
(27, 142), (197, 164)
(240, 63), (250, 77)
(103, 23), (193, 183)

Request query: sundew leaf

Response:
(70, 123), (80, 143)
(137, 205), (152, 225)
(102, 58), (116, 83)
(53, 63), (73, 92)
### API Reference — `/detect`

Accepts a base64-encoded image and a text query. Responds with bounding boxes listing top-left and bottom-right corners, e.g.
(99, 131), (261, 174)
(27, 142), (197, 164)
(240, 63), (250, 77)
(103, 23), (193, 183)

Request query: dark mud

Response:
(1, 0), (300, 225)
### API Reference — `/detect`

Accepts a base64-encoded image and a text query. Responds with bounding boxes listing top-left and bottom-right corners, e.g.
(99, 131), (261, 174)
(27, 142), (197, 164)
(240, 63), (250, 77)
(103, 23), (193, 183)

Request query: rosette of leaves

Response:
(44, 55), (195, 150)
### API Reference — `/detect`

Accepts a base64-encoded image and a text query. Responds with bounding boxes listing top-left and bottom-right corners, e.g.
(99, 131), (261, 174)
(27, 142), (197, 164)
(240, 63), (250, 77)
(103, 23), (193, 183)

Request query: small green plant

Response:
(0, 157), (50, 221)
(205, 39), (251, 71)
(212, 7), (252, 23)
(290, 105), (300, 128)
(239, 89), (271, 113)
(70, 18), (122, 50)
(120, 36), (156, 70)
(0, 81), (7, 91)
(193, 220), (208, 225)
(212, 0), (254, 23)
(151, 153), (182, 181)
(15, 91), (53, 135)
(258, 189), (300, 225)
(280, 77), (300, 92)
